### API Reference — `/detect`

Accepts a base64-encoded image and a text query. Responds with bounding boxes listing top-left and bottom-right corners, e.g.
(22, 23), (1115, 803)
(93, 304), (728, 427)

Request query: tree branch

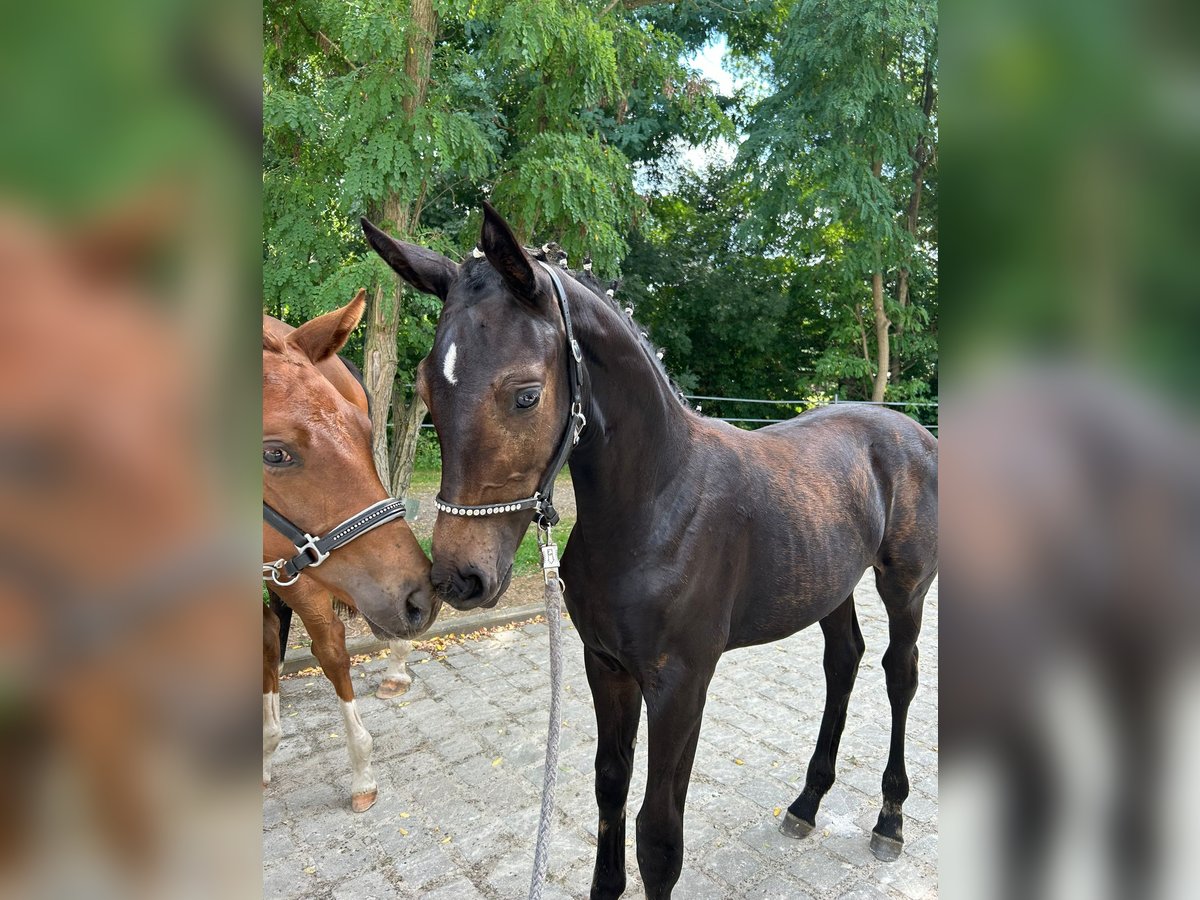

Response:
(602, 0), (680, 16)
(294, 9), (359, 73)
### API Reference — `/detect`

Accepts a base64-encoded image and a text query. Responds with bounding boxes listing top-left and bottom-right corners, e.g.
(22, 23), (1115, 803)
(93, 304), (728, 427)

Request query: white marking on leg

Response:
(340, 699), (376, 797)
(263, 691), (281, 785)
(442, 342), (458, 386)
(383, 639), (413, 689)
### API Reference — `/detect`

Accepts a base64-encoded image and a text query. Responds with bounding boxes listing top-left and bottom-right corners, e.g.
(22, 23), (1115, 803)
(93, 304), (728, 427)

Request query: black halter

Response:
(262, 497), (408, 587)
(433, 261), (586, 528)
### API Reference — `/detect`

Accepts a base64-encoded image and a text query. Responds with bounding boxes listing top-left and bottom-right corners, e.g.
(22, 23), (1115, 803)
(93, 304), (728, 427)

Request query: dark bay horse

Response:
(362, 205), (938, 898)
(263, 293), (438, 811)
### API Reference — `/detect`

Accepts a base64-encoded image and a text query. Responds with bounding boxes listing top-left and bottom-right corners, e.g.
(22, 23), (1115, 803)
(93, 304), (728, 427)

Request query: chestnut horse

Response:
(362, 205), (938, 897)
(263, 294), (438, 812)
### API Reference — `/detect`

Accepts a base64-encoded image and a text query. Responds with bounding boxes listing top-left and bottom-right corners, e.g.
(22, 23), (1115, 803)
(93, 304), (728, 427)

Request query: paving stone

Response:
(265, 573), (938, 898)
(789, 846), (855, 895)
(417, 875), (487, 900)
(329, 870), (401, 899)
(700, 842), (770, 888)
(744, 873), (817, 899)
(390, 845), (459, 891)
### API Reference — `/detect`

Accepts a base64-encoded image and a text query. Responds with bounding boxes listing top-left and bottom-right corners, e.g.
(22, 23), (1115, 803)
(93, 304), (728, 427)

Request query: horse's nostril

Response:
(405, 589), (428, 626)
(434, 565), (487, 608)
(461, 573), (483, 601)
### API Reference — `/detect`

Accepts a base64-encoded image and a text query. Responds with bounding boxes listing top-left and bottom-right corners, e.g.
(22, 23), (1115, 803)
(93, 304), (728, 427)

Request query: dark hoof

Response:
(869, 829), (903, 861)
(780, 812), (815, 839)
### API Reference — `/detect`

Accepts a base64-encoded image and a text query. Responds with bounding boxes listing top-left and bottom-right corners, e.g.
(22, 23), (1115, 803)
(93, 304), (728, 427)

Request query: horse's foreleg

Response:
(784, 594), (865, 837)
(635, 658), (714, 900)
(262, 601), (283, 788)
(585, 648), (643, 900)
(870, 569), (933, 860)
(376, 638), (413, 699)
(301, 598), (378, 813)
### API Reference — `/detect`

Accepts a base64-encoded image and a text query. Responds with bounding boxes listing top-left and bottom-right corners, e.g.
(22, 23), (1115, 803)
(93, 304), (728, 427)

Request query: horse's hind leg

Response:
(376, 639), (413, 699)
(294, 586), (378, 812)
(263, 600), (283, 789)
(870, 567), (935, 860)
(783, 594), (865, 838)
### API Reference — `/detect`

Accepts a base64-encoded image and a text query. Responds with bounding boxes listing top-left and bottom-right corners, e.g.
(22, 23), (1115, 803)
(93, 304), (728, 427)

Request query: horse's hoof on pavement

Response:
(780, 812), (815, 839)
(351, 790), (377, 813)
(869, 829), (904, 861)
(376, 677), (411, 699)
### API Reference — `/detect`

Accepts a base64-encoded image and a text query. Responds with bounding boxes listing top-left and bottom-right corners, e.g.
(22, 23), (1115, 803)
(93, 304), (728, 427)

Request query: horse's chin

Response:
(363, 614), (398, 641)
(483, 564), (514, 608)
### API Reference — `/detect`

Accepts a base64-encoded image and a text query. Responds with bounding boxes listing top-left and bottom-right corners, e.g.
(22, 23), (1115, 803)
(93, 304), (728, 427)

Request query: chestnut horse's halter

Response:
(262, 498), (407, 588)
(432, 261), (587, 531)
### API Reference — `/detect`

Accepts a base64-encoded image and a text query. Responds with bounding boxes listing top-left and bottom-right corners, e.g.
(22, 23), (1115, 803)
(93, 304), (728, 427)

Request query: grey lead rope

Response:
(529, 524), (565, 900)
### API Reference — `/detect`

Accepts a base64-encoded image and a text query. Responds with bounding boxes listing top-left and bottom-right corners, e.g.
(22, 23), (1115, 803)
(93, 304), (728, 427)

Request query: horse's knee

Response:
(595, 759), (633, 809)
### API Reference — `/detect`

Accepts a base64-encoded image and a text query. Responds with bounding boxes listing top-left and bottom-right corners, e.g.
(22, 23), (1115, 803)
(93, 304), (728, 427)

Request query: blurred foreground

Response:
(943, 0), (1200, 897)
(0, 1), (260, 897)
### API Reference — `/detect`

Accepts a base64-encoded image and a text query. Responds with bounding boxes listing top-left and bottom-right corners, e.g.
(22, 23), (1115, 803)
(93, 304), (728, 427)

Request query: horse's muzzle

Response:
(434, 562), (511, 611)
(359, 584), (439, 639)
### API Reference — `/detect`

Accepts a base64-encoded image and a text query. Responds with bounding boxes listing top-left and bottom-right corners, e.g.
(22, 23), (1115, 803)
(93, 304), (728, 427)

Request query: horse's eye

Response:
(263, 445), (294, 467)
(515, 388), (542, 409)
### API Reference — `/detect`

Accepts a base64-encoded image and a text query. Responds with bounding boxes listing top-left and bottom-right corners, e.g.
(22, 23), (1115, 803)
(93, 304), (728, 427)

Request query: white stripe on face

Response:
(442, 342), (458, 385)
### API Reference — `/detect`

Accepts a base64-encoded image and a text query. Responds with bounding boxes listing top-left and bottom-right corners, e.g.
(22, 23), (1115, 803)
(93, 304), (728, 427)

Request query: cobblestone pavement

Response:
(264, 573), (938, 899)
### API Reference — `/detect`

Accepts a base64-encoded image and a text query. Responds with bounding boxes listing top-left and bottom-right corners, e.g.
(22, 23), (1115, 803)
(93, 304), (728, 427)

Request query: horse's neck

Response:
(567, 289), (694, 515)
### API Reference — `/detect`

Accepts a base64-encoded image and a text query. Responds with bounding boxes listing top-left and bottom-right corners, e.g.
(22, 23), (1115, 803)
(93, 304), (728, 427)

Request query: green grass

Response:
(409, 466), (442, 492)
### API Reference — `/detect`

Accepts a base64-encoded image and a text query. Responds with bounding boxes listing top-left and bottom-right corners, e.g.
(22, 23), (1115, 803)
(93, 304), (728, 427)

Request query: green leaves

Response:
(492, 132), (639, 273)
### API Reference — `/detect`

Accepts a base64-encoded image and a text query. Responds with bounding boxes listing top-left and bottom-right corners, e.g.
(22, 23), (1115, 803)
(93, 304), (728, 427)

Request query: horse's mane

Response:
(522, 243), (692, 409)
(263, 330), (285, 354)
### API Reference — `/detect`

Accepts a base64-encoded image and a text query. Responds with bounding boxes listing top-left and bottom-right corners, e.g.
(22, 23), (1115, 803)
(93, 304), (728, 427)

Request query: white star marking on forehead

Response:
(442, 342), (458, 386)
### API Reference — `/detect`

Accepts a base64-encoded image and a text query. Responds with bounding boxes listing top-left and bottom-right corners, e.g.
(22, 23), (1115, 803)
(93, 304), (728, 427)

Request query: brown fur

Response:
(262, 299), (439, 809)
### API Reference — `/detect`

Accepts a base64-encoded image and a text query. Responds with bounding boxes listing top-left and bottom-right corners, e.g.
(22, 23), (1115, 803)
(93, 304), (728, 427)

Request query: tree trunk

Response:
(870, 269), (890, 402)
(361, 0), (437, 487)
(388, 387), (427, 499)
(869, 158), (890, 402)
(891, 53), (936, 384)
(363, 197), (409, 486)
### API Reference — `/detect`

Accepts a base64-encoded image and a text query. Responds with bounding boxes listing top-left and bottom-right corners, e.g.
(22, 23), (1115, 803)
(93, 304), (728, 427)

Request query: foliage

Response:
(263, 0), (728, 340)
(263, 0), (937, 436)
(413, 428), (442, 472)
(619, 165), (832, 421)
(733, 0), (939, 401)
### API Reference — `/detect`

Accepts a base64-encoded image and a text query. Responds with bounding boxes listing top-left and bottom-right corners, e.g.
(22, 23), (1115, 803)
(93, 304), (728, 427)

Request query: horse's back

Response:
(761, 404), (939, 583)
(746, 404), (937, 577)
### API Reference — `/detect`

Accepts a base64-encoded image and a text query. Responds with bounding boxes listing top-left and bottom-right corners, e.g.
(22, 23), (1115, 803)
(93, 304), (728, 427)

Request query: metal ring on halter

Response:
(263, 561), (300, 588)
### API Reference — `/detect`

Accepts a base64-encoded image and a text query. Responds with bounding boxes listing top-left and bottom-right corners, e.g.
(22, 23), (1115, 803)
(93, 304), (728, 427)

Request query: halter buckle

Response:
(570, 402), (586, 445)
(571, 338), (582, 362)
(294, 534), (329, 569)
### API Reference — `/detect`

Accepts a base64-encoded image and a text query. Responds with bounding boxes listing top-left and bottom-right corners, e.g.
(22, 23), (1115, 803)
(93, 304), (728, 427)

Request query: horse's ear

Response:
(287, 290), (367, 364)
(480, 202), (540, 305)
(360, 217), (455, 301)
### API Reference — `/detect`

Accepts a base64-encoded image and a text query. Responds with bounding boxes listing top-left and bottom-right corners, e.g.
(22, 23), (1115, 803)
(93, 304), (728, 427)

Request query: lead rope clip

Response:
(536, 521), (564, 589)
